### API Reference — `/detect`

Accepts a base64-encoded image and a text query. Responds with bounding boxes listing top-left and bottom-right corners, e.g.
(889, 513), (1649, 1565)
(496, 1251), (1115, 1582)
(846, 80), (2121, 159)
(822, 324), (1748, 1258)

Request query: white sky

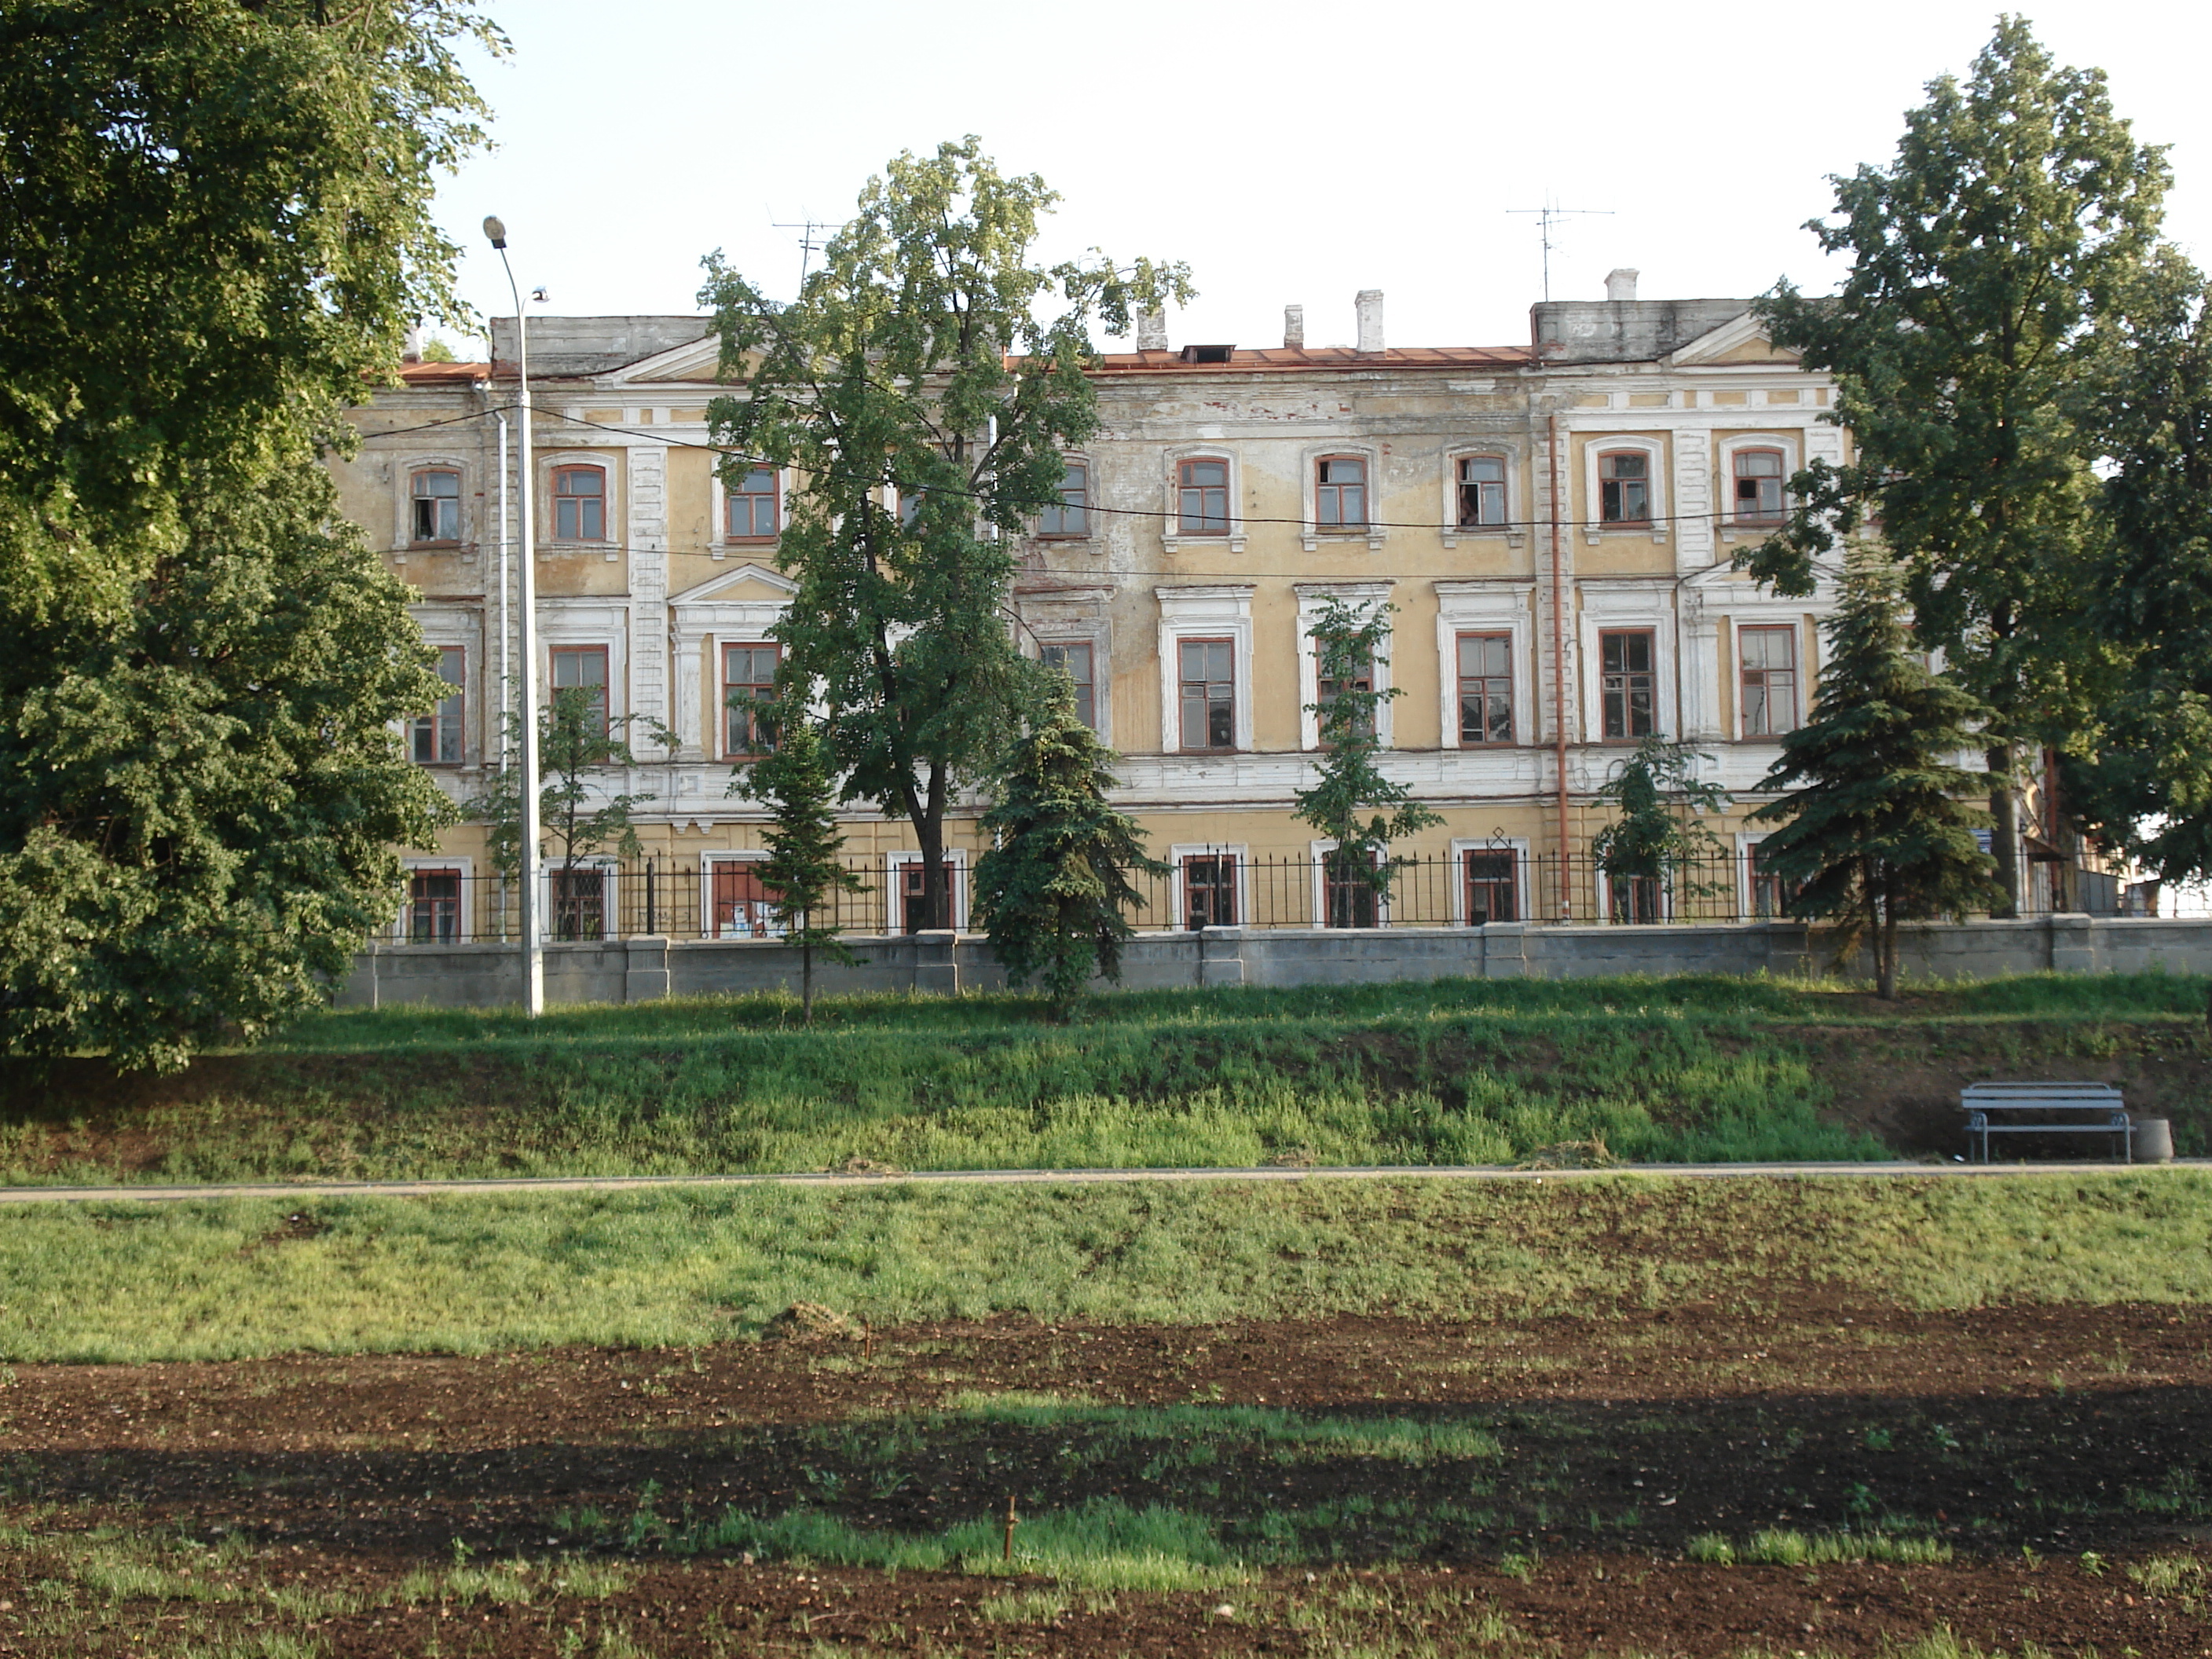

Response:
(431, 0), (2208, 357)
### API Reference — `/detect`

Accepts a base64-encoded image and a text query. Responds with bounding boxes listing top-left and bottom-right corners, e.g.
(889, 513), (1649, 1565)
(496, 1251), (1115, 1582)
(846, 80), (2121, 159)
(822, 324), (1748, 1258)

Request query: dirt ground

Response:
(2, 1296), (2208, 1655)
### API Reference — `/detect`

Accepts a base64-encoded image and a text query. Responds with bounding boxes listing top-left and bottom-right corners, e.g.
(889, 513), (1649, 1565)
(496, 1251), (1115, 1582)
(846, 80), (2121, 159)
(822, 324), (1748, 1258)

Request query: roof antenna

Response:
(1506, 194), (1615, 302)
(771, 215), (832, 290)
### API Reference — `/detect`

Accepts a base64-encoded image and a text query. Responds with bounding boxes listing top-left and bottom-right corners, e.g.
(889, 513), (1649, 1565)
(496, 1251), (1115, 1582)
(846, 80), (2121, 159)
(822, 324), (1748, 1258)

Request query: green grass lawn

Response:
(3, 971), (2207, 1185)
(3, 1170), (2207, 1362)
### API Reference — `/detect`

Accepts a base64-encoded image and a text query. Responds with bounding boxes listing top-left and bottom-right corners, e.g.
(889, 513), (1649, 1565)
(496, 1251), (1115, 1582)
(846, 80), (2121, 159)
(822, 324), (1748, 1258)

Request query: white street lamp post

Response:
(484, 215), (543, 1016)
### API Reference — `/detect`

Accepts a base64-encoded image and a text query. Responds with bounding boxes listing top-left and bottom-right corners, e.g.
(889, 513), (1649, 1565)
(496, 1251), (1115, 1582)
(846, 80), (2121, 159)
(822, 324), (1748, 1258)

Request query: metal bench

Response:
(1961, 1082), (2132, 1163)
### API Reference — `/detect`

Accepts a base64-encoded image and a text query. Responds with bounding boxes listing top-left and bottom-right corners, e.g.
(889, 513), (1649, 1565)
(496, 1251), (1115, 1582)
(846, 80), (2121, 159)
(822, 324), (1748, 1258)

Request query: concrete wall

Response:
(337, 914), (2212, 1009)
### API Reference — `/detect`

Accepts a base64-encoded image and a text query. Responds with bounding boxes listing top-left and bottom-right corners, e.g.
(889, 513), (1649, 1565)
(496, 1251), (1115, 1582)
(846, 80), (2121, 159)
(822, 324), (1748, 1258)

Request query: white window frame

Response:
(1295, 582), (1395, 751)
(1716, 432), (1801, 540)
(670, 564), (799, 762)
(1300, 442), (1386, 552)
(700, 848), (786, 939)
(1161, 444), (1246, 555)
(886, 849), (969, 933)
(1434, 582), (1535, 749)
(1308, 837), (1393, 929)
(1448, 837), (1530, 925)
(540, 449), (622, 557)
(538, 605), (628, 731)
(406, 605), (480, 767)
(1155, 584), (1255, 753)
(1579, 583), (1677, 745)
(1441, 445), (1525, 548)
(1169, 842), (1251, 932)
(395, 855), (474, 944)
(708, 462), (786, 554)
(1734, 830), (1798, 921)
(1596, 862), (1675, 925)
(1584, 434), (1668, 545)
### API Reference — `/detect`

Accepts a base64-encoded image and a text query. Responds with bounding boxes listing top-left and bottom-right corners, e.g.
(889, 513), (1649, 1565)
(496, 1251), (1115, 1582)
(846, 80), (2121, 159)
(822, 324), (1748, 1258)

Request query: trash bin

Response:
(2133, 1117), (2174, 1163)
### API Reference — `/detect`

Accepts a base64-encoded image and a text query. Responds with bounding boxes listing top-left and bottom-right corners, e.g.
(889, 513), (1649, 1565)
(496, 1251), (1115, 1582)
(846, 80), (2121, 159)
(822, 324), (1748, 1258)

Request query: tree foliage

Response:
(2067, 255), (2212, 881)
(1590, 737), (1730, 922)
(972, 676), (1165, 1018)
(1750, 548), (1999, 998)
(1738, 16), (2168, 910)
(474, 690), (654, 934)
(700, 137), (1190, 930)
(1291, 599), (1441, 924)
(0, 2), (498, 1068)
(735, 708), (864, 1020)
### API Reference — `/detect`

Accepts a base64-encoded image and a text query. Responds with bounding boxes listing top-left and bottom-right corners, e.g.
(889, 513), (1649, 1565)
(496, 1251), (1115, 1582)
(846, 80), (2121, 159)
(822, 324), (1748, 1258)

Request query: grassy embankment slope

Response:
(2, 1168), (2207, 1362)
(2, 972), (2207, 1185)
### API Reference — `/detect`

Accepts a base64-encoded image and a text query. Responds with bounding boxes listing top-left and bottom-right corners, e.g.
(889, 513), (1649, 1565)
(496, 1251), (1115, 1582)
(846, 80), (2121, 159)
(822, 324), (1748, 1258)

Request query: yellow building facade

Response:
(335, 273), (1850, 939)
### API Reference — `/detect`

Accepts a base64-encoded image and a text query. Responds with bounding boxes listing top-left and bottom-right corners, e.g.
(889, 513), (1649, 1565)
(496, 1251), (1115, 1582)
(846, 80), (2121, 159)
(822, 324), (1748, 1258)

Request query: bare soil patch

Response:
(2, 1298), (2207, 1654)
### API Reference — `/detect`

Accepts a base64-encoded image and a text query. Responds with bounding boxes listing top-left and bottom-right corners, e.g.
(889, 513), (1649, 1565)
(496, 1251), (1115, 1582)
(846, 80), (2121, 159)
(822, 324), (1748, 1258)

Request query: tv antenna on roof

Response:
(771, 216), (833, 288)
(1507, 196), (1614, 302)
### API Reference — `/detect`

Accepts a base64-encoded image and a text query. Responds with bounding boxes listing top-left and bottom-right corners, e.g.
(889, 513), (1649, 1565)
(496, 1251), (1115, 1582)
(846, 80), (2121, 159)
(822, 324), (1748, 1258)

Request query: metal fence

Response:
(389, 849), (2122, 946)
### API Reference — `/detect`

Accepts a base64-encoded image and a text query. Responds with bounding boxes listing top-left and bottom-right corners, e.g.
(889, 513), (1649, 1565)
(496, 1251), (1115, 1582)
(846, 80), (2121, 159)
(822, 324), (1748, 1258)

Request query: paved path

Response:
(0, 1159), (2199, 1205)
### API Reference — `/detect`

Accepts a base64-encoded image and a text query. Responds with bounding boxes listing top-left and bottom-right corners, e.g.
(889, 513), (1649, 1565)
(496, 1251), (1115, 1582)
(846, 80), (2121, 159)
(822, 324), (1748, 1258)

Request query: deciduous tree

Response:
(474, 690), (654, 939)
(1750, 548), (1999, 998)
(700, 137), (1189, 930)
(0, 1), (498, 1068)
(1590, 738), (1730, 925)
(1738, 16), (2167, 914)
(972, 676), (1165, 1020)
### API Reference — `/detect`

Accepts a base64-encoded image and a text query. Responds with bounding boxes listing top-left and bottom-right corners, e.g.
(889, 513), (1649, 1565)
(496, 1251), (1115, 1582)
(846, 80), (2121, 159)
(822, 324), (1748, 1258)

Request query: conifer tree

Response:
(737, 709), (864, 1020)
(973, 677), (1166, 1020)
(1292, 599), (1441, 926)
(1750, 548), (2001, 998)
(1590, 738), (1730, 923)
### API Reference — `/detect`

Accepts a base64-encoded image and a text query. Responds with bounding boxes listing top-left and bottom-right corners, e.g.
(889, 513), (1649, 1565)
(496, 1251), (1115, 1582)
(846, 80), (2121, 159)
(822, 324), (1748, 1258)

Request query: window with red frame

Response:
(1733, 449), (1785, 523)
(1599, 451), (1651, 524)
(711, 862), (783, 938)
(1183, 854), (1236, 929)
(1315, 456), (1368, 529)
(1178, 638), (1235, 750)
(550, 645), (608, 733)
(1041, 642), (1096, 731)
(1457, 456), (1507, 528)
(725, 466), (778, 540)
(1038, 461), (1090, 537)
(1599, 630), (1656, 739)
(410, 469), (461, 543)
(1456, 632), (1513, 745)
(1176, 459), (1229, 535)
(1463, 850), (1518, 925)
(409, 646), (464, 764)
(722, 643), (779, 756)
(1738, 624), (1798, 737)
(552, 466), (606, 540)
(406, 868), (463, 943)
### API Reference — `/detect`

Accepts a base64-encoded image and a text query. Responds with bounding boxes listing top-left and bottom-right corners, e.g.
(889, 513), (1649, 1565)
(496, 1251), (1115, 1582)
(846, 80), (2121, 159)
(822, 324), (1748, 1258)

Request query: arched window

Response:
(410, 468), (460, 544)
(1733, 449), (1786, 523)
(1177, 458), (1229, 535)
(1598, 452), (1650, 525)
(724, 466), (779, 540)
(1314, 456), (1368, 529)
(552, 465), (606, 540)
(1457, 456), (1507, 528)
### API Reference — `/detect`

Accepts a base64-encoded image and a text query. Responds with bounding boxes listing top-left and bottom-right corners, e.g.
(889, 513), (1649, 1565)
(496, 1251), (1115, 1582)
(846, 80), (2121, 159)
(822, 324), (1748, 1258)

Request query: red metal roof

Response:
(1087, 345), (1530, 375)
(397, 360), (490, 384)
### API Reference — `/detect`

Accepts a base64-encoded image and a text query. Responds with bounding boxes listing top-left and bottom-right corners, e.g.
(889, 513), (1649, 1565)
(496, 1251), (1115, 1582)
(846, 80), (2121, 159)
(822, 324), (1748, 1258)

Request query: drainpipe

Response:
(1549, 412), (1571, 920)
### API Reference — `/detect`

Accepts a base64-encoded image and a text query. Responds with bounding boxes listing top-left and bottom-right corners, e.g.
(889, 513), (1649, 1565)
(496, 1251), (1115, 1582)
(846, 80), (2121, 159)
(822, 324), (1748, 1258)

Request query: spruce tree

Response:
(1750, 547), (2001, 998)
(1590, 738), (1730, 922)
(736, 710), (864, 1021)
(1292, 599), (1441, 926)
(973, 677), (1166, 1020)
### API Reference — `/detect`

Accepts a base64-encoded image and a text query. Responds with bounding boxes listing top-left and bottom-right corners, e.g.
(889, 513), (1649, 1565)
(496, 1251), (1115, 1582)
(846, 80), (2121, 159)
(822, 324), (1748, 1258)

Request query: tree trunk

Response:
(1877, 888), (1899, 1001)
(917, 819), (947, 932)
(800, 927), (814, 1024)
(1986, 742), (2019, 918)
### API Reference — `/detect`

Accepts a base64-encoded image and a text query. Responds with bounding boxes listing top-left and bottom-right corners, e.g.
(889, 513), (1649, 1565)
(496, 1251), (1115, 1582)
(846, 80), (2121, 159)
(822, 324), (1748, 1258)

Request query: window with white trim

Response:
(410, 646), (464, 764)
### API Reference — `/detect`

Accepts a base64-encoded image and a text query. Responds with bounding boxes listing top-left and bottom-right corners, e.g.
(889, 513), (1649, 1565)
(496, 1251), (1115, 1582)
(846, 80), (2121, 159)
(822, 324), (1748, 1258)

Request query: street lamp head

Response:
(482, 214), (507, 250)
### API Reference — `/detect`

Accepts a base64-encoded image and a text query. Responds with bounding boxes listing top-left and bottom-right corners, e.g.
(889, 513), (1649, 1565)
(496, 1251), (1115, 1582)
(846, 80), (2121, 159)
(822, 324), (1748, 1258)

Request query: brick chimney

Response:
(1137, 309), (1169, 351)
(1284, 304), (1305, 349)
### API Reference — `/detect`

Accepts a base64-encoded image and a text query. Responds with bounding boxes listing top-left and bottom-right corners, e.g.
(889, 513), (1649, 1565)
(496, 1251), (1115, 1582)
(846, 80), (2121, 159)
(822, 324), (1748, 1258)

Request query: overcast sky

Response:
(430, 0), (2208, 357)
